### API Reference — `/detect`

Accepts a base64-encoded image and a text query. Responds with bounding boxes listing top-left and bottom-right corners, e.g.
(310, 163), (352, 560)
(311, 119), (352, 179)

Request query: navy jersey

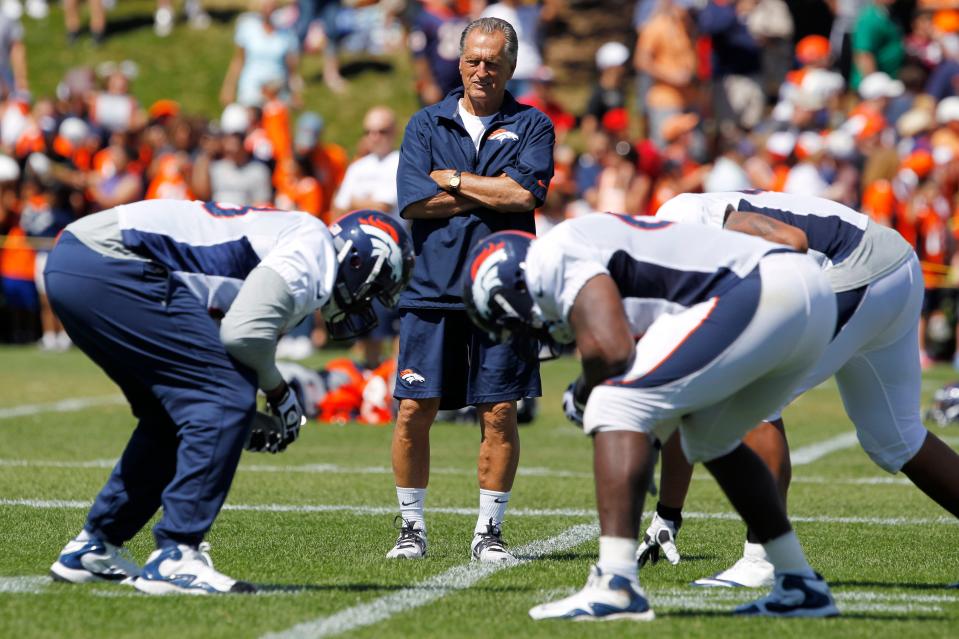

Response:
(525, 213), (789, 340)
(397, 87), (554, 308)
(656, 191), (915, 292)
(408, 8), (469, 97)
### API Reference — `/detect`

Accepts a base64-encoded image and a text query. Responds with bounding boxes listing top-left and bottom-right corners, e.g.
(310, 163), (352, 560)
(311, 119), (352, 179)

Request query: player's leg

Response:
(468, 315), (539, 562)
(44, 235), (178, 584)
(387, 309), (450, 558)
(134, 276), (258, 595)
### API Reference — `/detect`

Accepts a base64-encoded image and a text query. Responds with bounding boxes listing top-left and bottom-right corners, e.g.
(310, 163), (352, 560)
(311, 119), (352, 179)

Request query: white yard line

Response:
(0, 576), (48, 594)
(790, 432), (860, 465)
(0, 396), (125, 420)
(261, 523), (598, 639)
(2, 498), (956, 527)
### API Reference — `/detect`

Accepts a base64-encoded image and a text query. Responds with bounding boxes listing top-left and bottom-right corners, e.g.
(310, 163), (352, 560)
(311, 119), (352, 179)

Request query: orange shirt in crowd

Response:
(262, 99), (292, 164)
(146, 154), (195, 201)
(310, 143), (348, 218)
(0, 225), (34, 282)
(274, 160), (323, 219)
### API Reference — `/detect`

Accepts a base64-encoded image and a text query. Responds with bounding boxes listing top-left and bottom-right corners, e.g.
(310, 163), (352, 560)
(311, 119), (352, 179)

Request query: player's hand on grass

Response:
(268, 385), (306, 450)
(562, 377), (587, 426)
(636, 513), (682, 567)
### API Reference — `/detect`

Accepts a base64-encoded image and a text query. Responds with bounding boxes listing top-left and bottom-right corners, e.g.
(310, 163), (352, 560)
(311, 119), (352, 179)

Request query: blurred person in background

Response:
(64, 0), (105, 45)
(201, 131), (272, 206)
(332, 105), (401, 368)
(851, 0), (904, 91)
(88, 137), (144, 211)
(409, 0), (470, 105)
(220, 0), (303, 108)
(90, 63), (144, 135)
(0, 6), (28, 99)
(743, 0), (794, 104)
(634, 0), (696, 148)
(294, 111), (347, 222)
(698, 0), (764, 131)
(479, 0), (542, 97)
(516, 66), (574, 143)
(582, 41), (630, 138)
(294, 0), (346, 93)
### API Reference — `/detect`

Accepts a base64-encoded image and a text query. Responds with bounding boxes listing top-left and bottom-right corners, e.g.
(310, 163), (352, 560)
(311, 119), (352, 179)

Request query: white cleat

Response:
(134, 542), (255, 595)
(386, 518), (427, 559)
(693, 542), (774, 588)
(50, 530), (140, 585)
(735, 572), (839, 617)
(471, 519), (514, 563)
(529, 565), (655, 621)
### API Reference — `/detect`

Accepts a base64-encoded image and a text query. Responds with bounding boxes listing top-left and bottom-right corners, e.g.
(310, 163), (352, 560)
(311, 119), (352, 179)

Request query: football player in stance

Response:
(464, 214), (840, 620)
(638, 191), (959, 589)
(46, 201), (413, 594)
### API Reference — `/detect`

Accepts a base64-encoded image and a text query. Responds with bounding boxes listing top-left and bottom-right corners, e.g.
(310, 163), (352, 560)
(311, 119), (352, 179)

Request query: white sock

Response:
(597, 536), (638, 581)
(396, 487), (426, 533)
(763, 531), (814, 577)
(743, 541), (768, 560)
(475, 488), (510, 534)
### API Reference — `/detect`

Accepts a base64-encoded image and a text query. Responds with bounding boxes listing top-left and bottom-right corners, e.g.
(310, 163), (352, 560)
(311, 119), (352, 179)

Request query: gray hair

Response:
(459, 18), (518, 70)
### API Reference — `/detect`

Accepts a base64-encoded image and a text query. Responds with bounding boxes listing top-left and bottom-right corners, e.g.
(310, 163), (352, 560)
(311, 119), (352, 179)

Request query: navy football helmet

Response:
(324, 210), (414, 340)
(463, 231), (560, 359)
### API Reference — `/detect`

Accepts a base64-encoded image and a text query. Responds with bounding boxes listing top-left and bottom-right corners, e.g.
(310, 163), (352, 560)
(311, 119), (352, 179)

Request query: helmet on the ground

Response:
(463, 231), (559, 359)
(324, 210), (414, 340)
(925, 381), (959, 427)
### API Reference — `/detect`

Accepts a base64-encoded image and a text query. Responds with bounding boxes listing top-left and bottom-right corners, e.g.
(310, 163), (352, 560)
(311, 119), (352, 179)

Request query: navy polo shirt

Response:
(397, 87), (554, 309)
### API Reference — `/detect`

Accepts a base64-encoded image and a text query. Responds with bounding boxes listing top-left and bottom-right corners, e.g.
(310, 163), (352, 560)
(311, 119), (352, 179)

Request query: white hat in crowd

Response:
(766, 131), (797, 157)
(825, 129), (856, 160)
(595, 42), (630, 70)
(220, 103), (251, 134)
(0, 154), (19, 182)
(936, 96), (959, 124)
(858, 72), (905, 100)
(59, 117), (90, 145)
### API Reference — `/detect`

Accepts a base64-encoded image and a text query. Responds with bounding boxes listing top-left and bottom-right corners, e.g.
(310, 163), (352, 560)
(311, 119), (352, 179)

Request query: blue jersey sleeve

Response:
(501, 111), (554, 207)
(397, 114), (443, 218)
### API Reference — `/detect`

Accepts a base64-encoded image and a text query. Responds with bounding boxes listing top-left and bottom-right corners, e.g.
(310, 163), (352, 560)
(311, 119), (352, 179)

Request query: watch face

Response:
(450, 175), (461, 187)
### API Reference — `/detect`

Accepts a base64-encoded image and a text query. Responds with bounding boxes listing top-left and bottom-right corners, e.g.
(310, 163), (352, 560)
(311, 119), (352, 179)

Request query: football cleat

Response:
(692, 543), (774, 588)
(734, 572), (839, 617)
(529, 565), (655, 621)
(386, 518), (427, 559)
(471, 519), (515, 563)
(50, 530), (141, 585)
(134, 542), (255, 595)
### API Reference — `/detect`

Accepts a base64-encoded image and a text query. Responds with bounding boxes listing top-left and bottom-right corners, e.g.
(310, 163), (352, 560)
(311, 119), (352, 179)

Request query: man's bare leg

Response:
(387, 397), (439, 558)
(471, 401), (520, 561)
(901, 431), (959, 518)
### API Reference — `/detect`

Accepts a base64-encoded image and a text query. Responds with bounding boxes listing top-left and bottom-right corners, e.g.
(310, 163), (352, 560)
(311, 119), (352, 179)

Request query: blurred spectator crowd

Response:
(4, 0), (959, 367)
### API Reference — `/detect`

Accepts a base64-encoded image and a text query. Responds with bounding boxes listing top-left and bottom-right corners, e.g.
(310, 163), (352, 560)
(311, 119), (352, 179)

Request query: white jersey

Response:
(66, 199), (337, 321)
(656, 191), (914, 292)
(525, 213), (790, 340)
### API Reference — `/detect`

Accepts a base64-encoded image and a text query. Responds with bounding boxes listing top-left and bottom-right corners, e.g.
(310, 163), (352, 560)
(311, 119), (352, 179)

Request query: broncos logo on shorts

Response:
(400, 368), (426, 384)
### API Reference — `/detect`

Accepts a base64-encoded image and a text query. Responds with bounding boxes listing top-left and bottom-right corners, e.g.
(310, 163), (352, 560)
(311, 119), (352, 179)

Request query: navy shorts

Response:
(394, 308), (541, 411)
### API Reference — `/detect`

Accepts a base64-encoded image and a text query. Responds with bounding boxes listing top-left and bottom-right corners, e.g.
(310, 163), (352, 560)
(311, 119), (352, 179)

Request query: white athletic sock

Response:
(763, 531), (814, 577)
(396, 487), (426, 533)
(597, 536), (639, 581)
(475, 488), (510, 534)
(743, 541), (768, 560)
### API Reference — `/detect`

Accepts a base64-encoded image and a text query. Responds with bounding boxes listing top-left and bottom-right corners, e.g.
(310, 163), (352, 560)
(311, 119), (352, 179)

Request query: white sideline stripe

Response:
(0, 576), (48, 593)
(0, 396), (125, 420)
(2, 457), (920, 486)
(652, 587), (959, 604)
(2, 498), (957, 527)
(790, 432), (860, 465)
(262, 523), (599, 639)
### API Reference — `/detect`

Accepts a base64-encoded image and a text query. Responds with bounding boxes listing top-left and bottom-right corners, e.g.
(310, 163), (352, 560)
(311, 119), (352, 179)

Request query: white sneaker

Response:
(50, 530), (141, 584)
(735, 572), (839, 617)
(386, 518), (427, 559)
(134, 542), (255, 595)
(471, 519), (514, 563)
(55, 331), (72, 351)
(154, 7), (173, 37)
(693, 542), (774, 588)
(529, 565), (655, 621)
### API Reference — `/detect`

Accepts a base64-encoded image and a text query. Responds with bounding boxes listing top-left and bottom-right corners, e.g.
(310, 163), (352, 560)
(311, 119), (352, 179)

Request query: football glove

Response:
(245, 411), (287, 454)
(269, 385), (306, 448)
(562, 377), (588, 426)
(636, 513), (682, 567)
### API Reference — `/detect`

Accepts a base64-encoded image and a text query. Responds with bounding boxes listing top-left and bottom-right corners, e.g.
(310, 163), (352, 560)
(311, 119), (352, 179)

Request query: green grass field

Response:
(1, 345), (958, 638)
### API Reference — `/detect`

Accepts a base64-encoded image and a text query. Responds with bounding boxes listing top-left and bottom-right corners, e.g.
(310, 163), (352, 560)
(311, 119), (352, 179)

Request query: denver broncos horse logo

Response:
(488, 129), (519, 142)
(400, 368), (426, 384)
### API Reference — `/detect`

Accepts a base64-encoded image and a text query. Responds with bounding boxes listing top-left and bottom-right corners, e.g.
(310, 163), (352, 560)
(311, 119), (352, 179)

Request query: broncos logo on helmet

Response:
(325, 210), (414, 340)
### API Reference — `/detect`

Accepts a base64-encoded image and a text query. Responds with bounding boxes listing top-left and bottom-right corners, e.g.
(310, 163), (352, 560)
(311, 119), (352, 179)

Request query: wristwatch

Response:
(448, 170), (462, 192)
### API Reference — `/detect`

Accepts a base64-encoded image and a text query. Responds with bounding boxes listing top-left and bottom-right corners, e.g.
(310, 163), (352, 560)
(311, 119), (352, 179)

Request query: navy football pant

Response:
(44, 234), (257, 548)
